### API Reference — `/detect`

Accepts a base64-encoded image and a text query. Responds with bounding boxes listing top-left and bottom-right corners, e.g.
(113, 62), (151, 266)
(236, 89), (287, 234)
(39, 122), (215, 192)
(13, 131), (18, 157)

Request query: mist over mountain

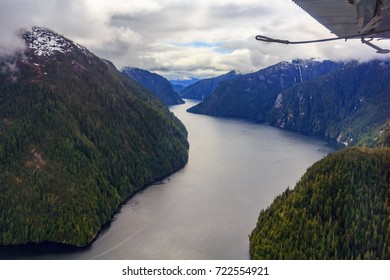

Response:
(122, 67), (184, 106)
(0, 27), (189, 246)
(180, 70), (240, 100)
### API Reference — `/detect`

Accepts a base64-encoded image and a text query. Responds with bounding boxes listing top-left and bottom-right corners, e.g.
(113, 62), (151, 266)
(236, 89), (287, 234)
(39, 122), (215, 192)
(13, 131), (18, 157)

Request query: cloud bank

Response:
(1, 0), (389, 79)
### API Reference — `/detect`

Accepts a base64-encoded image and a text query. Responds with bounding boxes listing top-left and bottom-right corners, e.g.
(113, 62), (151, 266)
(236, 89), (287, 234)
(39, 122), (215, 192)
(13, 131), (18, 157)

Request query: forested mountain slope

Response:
(0, 27), (189, 246)
(250, 147), (390, 259)
(188, 59), (342, 120)
(268, 60), (390, 146)
(188, 59), (390, 146)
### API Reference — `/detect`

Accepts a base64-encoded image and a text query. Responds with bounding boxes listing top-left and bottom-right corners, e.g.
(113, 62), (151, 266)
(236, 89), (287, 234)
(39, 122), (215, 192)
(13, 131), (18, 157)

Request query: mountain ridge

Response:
(180, 70), (240, 100)
(267, 60), (390, 146)
(188, 59), (343, 121)
(122, 67), (184, 105)
(188, 59), (390, 147)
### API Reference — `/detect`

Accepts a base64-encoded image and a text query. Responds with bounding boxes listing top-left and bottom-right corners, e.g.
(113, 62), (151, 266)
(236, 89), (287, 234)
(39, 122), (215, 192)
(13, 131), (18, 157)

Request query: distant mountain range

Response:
(122, 67), (184, 105)
(180, 70), (240, 100)
(0, 27), (189, 246)
(189, 59), (390, 147)
(169, 78), (200, 88)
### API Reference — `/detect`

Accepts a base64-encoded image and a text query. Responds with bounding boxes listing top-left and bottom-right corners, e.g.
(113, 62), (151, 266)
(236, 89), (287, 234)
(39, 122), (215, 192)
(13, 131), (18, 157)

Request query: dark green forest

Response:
(0, 29), (189, 246)
(250, 147), (390, 259)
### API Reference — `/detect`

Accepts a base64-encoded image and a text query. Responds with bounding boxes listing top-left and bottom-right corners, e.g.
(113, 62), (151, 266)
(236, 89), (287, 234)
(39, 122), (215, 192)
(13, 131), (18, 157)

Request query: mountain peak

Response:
(22, 26), (90, 58)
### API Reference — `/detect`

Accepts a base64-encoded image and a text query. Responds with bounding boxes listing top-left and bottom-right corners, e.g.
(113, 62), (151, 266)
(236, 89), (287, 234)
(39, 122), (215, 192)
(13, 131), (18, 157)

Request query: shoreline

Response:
(0, 161), (189, 260)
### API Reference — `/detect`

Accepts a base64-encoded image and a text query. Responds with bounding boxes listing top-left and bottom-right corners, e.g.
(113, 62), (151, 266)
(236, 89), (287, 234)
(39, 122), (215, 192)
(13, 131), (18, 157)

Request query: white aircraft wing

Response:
(292, 0), (390, 38)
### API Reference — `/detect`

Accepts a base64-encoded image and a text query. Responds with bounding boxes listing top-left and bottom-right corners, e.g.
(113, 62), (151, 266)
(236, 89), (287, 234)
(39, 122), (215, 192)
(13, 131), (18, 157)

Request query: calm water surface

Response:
(1, 100), (335, 259)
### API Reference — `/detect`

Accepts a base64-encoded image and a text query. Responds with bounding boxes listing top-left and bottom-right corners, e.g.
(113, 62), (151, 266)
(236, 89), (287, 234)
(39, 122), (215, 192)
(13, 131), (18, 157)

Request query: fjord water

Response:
(2, 100), (335, 259)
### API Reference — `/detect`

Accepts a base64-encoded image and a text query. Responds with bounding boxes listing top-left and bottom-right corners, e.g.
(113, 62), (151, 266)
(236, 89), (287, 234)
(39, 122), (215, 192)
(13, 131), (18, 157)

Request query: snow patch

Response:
(297, 65), (303, 82)
(274, 93), (283, 109)
(24, 27), (91, 58)
(311, 57), (324, 62)
(26, 27), (73, 57)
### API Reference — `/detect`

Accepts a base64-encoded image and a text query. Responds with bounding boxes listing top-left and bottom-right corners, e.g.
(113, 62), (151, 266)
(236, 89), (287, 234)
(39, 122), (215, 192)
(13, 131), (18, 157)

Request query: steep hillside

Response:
(268, 60), (390, 147)
(171, 84), (186, 95)
(122, 67), (184, 105)
(250, 147), (390, 259)
(189, 59), (390, 147)
(0, 27), (189, 246)
(188, 59), (342, 121)
(180, 70), (240, 100)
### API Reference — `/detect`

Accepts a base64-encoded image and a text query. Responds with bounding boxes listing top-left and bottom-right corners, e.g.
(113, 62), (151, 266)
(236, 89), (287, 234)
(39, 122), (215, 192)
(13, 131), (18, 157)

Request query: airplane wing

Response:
(292, 0), (390, 38)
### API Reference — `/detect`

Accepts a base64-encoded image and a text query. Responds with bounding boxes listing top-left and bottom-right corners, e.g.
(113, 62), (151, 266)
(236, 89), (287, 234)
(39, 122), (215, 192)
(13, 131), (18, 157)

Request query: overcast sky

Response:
(1, 0), (390, 79)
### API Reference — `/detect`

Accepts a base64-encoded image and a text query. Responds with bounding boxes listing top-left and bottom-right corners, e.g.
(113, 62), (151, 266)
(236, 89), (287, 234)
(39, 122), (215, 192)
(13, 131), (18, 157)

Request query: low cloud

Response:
(1, 0), (389, 79)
